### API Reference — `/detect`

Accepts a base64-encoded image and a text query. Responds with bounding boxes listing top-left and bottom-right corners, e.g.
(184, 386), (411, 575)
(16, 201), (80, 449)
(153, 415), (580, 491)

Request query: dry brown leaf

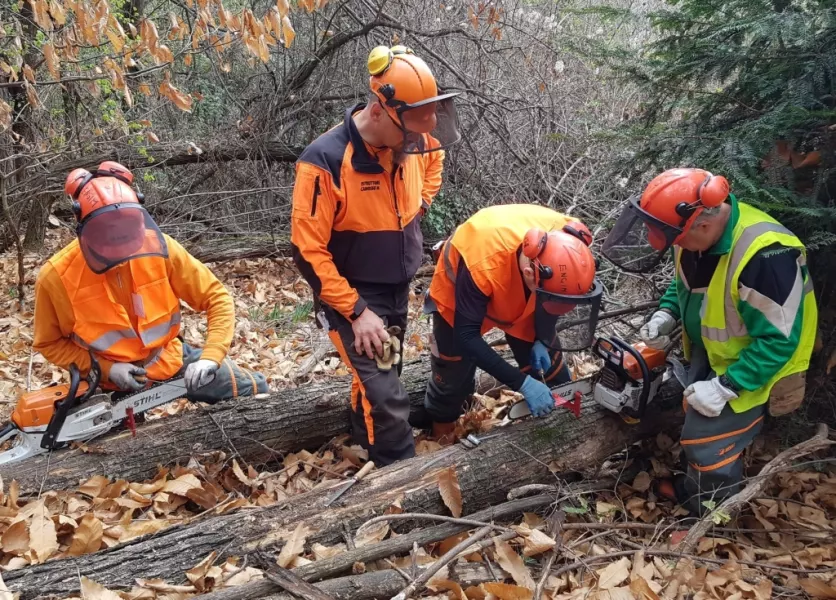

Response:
(162, 473), (202, 497)
(519, 527), (556, 557)
(800, 578), (836, 599)
(68, 514), (103, 556)
(354, 520), (389, 548)
(429, 579), (467, 599)
(311, 542), (346, 560)
(186, 551), (218, 592)
(80, 576), (122, 600)
(28, 500), (58, 564)
(121, 519), (170, 542)
(632, 471), (652, 492)
(276, 523), (309, 568)
(232, 459), (254, 486)
(481, 581), (533, 599)
(629, 576), (660, 600)
(281, 15), (295, 48)
(438, 466), (463, 518)
(79, 475), (110, 498)
(494, 538), (535, 590)
(596, 557), (631, 590)
(1, 520), (29, 555)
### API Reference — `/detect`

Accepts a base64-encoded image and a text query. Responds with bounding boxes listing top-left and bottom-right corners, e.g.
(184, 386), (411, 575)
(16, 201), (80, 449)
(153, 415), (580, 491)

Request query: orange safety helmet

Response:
(524, 224), (603, 352)
(368, 45), (461, 154)
(601, 168), (730, 273)
(64, 162), (166, 274)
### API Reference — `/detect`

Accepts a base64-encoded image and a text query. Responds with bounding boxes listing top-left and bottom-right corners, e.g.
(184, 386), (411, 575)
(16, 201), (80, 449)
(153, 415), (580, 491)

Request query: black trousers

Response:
(323, 284), (415, 467)
(424, 312), (571, 423)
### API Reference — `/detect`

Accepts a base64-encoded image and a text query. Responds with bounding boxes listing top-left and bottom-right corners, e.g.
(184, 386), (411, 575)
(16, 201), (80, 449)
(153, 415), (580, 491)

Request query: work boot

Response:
(431, 421), (457, 446)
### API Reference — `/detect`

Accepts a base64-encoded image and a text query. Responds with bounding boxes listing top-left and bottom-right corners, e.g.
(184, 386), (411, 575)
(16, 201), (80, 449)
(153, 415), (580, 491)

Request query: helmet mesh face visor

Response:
(79, 205), (168, 274)
(601, 195), (683, 273)
(400, 96), (461, 154)
(534, 280), (603, 352)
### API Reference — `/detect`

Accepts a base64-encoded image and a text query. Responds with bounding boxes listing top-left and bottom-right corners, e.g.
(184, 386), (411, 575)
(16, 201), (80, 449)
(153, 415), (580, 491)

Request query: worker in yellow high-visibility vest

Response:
(602, 168), (818, 514)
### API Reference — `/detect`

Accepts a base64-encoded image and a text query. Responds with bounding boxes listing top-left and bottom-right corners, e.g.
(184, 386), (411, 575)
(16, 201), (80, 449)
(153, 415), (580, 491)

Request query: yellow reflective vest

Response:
(678, 203), (818, 413)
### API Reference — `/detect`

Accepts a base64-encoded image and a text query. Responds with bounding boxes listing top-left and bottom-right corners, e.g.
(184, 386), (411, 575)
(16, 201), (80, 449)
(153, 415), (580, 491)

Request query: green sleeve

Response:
(657, 277), (681, 320)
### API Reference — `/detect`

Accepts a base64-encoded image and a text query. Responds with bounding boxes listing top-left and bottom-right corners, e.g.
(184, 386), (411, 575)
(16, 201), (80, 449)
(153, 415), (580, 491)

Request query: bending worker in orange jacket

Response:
(34, 162), (267, 403)
(291, 45), (460, 465)
(424, 204), (603, 439)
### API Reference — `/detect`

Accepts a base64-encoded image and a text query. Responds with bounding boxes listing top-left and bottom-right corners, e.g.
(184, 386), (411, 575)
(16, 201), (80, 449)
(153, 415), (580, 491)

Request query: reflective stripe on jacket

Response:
(49, 240), (184, 380)
(677, 203), (818, 412)
(428, 204), (576, 342)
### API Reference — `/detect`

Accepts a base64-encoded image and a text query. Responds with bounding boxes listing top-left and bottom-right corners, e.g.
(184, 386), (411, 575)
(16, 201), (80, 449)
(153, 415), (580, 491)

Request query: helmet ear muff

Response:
(562, 223), (593, 247)
(699, 172), (729, 207)
(674, 172), (729, 221)
(523, 228), (547, 260)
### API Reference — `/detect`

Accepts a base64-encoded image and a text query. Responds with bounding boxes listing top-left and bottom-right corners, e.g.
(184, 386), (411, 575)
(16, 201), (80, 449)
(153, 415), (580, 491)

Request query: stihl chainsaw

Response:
(508, 336), (671, 423)
(0, 354), (189, 466)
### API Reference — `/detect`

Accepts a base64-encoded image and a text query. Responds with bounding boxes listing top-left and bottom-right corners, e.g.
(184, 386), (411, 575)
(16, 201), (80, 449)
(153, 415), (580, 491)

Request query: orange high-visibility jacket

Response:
(429, 204), (578, 342)
(291, 104), (444, 321)
(34, 234), (234, 384)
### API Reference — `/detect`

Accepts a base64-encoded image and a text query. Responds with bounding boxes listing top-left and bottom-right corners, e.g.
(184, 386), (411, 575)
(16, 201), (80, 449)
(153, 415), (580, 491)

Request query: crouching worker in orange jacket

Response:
(291, 46), (460, 466)
(34, 162), (268, 403)
(424, 204), (603, 441)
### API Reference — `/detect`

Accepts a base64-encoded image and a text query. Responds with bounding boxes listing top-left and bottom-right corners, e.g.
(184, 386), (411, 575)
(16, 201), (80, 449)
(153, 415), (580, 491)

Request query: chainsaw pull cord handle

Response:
(609, 337), (652, 419)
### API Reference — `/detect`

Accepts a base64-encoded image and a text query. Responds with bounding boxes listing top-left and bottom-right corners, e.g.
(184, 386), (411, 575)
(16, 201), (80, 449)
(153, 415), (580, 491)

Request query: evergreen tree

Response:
(587, 0), (836, 268)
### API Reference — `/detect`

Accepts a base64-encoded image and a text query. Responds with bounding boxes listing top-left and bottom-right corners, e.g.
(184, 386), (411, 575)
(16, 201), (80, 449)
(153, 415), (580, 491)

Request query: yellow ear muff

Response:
(368, 46), (393, 76)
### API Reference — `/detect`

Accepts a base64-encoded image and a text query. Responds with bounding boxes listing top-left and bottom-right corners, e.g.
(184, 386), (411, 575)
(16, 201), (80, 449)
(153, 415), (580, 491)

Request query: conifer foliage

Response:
(594, 0), (836, 253)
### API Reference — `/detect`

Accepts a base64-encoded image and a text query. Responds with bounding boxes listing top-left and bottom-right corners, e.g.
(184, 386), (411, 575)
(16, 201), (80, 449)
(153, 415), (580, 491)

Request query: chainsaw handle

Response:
(609, 338), (652, 419)
(41, 362), (83, 450)
(593, 337), (623, 369)
(81, 350), (102, 402)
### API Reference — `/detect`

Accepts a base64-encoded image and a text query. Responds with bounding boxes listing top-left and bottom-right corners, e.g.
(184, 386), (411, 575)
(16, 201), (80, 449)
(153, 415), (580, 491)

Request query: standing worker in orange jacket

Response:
(34, 162), (267, 403)
(424, 205), (603, 440)
(291, 45), (460, 465)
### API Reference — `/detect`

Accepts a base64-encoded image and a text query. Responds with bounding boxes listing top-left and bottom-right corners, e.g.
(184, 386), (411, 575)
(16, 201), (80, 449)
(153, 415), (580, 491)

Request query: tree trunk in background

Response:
(22, 192), (52, 250)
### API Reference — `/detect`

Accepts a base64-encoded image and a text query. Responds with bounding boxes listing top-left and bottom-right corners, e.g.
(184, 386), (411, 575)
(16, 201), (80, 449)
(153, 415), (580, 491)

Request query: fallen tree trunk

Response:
(6, 380), (684, 599)
(261, 562), (497, 600)
(4, 358), (498, 495)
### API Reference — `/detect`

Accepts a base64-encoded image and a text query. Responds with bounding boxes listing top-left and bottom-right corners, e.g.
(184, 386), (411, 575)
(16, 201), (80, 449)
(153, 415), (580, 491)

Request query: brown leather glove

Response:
(375, 326), (402, 371)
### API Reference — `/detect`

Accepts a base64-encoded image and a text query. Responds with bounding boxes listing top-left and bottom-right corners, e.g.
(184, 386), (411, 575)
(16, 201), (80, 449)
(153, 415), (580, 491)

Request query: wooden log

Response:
(260, 562), (497, 600)
(2, 358), (500, 495)
(5, 380), (684, 599)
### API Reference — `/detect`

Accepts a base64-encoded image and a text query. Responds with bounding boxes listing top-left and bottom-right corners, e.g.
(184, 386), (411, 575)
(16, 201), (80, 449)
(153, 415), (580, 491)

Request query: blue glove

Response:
(519, 375), (555, 418)
(530, 341), (552, 376)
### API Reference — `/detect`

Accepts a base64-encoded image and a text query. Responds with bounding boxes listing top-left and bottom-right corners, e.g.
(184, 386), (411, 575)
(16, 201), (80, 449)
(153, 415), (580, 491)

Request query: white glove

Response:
(184, 359), (219, 393)
(684, 377), (738, 418)
(109, 363), (147, 392)
(640, 310), (677, 349)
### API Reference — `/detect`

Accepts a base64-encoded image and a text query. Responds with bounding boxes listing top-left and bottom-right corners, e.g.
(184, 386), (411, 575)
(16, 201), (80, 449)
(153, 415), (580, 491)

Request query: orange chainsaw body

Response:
(622, 342), (667, 380)
(11, 382), (89, 429)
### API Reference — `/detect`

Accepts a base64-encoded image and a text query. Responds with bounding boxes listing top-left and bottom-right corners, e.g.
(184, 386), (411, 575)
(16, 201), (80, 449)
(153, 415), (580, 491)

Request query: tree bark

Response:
(22, 192), (53, 250)
(5, 381), (684, 599)
(260, 562), (497, 600)
(5, 358), (498, 494)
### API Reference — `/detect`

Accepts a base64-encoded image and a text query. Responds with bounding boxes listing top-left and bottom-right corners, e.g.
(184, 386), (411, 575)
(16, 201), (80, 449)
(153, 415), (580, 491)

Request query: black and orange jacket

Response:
(291, 104), (444, 320)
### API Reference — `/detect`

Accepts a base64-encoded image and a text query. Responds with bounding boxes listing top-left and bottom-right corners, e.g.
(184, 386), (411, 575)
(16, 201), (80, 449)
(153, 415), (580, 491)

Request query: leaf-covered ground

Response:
(1, 231), (834, 599)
